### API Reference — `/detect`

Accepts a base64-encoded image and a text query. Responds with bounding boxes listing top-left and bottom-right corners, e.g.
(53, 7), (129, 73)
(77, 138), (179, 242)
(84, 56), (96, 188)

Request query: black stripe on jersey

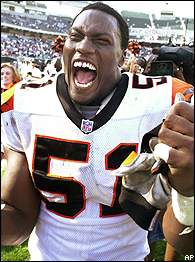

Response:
(140, 124), (162, 153)
(132, 74), (167, 89)
(119, 186), (158, 231)
(56, 73), (129, 134)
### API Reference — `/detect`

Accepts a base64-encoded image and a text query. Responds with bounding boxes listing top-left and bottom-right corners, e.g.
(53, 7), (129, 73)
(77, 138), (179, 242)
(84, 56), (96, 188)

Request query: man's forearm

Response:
(162, 203), (194, 254)
(1, 201), (35, 246)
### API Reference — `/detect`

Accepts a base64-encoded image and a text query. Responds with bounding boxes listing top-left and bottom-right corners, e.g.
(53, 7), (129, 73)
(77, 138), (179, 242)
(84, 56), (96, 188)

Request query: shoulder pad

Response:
(20, 76), (53, 89)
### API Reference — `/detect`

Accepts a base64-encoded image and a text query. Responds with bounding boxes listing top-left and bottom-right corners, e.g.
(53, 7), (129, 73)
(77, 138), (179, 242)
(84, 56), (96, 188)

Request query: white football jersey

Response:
(1, 72), (185, 261)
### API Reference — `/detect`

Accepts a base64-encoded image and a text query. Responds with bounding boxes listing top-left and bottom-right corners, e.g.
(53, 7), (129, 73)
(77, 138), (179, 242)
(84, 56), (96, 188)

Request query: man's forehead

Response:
(71, 9), (120, 37)
(72, 9), (118, 28)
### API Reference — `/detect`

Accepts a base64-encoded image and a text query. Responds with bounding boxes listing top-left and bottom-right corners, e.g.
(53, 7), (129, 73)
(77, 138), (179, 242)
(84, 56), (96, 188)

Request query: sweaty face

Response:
(1, 67), (14, 89)
(63, 9), (123, 105)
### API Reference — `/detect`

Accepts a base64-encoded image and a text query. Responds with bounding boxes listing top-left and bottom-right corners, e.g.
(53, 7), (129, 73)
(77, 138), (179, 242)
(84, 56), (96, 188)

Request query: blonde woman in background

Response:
(1, 63), (21, 168)
(1, 63), (21, 113)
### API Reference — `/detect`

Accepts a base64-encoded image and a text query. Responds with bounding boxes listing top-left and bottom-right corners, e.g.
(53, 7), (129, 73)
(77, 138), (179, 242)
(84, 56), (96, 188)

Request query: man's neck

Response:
(74, 87), (116, 119)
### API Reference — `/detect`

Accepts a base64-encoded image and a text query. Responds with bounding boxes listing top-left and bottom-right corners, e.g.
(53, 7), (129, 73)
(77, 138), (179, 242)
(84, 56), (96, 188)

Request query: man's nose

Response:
(75, 37), (95, 54)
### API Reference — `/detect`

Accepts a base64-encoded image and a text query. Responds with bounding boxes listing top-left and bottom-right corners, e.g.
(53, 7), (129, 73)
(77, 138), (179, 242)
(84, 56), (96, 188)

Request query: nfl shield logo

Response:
(81, 119), (94, 133)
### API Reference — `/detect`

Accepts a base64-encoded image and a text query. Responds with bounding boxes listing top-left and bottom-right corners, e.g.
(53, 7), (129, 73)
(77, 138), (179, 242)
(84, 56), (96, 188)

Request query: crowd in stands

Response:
(1, 34), (54, 60)
(2, 9), (194, 44)
(1, 12), (72, 34)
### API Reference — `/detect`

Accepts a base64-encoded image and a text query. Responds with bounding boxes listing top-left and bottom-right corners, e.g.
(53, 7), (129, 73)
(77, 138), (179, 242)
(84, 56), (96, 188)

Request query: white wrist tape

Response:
(1, 203), (6, 210)
(153, 143), (171, 163)
(172, 188), (194, 234)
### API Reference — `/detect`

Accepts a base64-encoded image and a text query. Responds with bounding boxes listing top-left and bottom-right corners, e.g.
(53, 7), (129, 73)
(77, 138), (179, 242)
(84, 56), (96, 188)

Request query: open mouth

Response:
(73, 60), (97, 88)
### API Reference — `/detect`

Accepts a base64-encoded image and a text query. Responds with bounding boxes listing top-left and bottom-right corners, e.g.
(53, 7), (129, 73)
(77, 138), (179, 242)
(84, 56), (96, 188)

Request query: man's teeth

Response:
(75, 79), (93, 88)
(73, 61), (96, 71)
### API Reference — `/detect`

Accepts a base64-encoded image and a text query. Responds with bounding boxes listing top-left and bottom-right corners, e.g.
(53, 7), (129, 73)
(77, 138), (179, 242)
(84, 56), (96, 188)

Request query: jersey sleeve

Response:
(1, 81), (25, 152)
(1, 110), (24, 152)
(171, 77), (194, 104)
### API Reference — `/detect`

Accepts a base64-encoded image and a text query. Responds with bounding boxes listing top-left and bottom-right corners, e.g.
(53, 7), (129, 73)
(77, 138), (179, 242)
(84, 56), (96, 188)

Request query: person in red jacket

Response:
(1, 63), (21, 163)
(1, 63), (21, 113)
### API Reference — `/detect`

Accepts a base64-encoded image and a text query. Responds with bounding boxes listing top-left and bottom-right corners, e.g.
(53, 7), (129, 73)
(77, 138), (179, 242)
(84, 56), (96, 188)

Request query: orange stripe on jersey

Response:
(172, 77), (194, 105)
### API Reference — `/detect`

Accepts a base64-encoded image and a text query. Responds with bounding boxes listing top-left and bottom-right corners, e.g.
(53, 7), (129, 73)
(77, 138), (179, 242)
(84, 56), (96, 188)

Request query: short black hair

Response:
(71, 2), (129, 50)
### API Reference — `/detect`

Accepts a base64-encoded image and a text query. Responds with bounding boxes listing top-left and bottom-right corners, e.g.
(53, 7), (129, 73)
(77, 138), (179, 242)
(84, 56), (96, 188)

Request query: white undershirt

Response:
(75, 88), (116, 119)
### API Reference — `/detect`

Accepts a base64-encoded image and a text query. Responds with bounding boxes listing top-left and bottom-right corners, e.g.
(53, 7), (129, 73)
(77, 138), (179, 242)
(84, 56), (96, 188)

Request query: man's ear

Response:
(118, 50), (125, 67)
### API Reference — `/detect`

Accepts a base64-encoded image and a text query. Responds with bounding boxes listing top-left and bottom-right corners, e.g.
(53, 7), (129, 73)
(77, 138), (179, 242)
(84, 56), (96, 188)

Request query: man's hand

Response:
(157, 101), (194, 196)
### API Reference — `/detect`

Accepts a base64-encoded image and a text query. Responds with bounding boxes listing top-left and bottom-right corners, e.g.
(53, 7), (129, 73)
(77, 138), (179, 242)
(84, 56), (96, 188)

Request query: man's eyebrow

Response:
(70, 27), (112, 38)
(69, 27), (83, 34)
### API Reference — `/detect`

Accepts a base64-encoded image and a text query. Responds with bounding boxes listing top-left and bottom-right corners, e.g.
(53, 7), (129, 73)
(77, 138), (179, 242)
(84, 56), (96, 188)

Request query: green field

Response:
(1, 241), (30, 261)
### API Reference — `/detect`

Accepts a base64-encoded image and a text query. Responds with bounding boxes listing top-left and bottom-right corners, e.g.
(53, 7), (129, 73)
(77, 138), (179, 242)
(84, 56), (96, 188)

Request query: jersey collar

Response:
(56, 73), (128, 134)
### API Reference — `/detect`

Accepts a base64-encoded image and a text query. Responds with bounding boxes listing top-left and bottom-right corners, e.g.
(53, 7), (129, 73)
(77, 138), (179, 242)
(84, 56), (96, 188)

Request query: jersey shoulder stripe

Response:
(171, 77), (194, 104)
(13, 75), (64, 116)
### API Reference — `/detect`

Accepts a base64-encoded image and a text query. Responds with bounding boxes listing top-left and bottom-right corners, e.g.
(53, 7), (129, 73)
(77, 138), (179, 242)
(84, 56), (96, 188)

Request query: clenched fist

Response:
(157, 101), (194, 196)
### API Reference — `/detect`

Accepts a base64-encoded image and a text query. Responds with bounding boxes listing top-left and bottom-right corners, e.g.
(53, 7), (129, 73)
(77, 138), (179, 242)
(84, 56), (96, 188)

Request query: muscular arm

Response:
(162, 203), (194, 254)
(158, 101), (194, 253)
(1, 147), (41, 246)
(158, 101), (194, 196)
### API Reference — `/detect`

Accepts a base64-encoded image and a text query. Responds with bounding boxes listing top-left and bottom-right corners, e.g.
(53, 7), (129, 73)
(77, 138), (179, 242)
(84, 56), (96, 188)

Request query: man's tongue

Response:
(75, 70), (96, 84)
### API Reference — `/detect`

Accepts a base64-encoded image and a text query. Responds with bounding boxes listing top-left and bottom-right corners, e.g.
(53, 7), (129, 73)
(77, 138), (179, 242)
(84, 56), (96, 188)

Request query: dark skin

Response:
(153, 100), (194, 254)
(63, 9), (123, 105)
(163, 203), (194, 254)
(1, 148), (41, 245)
(1, 9), (194, 253)
(158, 101), (194, 197)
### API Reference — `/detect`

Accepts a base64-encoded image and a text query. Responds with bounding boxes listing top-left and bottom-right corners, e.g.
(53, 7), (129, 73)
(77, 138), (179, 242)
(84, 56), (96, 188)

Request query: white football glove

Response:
(111, 151), (171, 230)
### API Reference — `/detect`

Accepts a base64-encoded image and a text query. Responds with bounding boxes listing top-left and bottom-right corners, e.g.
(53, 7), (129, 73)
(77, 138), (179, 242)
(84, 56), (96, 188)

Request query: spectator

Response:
(1, 63), (21, 175)
(1, 63), (21, 112)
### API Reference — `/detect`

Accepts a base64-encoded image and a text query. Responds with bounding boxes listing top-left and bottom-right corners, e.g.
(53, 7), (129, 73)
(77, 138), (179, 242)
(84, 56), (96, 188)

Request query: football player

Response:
(1, 2), (194, 261)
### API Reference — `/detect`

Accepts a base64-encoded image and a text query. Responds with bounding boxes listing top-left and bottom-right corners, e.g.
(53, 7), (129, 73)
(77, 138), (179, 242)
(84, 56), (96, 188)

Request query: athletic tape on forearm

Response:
(171, 188), (194, 234)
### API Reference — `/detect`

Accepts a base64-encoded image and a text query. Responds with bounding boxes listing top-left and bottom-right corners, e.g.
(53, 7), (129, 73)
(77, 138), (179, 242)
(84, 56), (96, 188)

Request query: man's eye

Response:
(69, 34), (82, 41)
(95, 39), (110, 45)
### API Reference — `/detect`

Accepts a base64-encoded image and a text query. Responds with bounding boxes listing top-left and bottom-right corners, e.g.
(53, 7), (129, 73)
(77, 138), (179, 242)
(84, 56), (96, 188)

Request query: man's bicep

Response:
(1, 147), (41, 216)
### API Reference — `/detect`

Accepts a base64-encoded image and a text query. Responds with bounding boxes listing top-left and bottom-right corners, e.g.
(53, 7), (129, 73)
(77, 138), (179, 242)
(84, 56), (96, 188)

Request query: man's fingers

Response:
(153, 143), (193, 169)
(167, 147), (194, 169)
(168, 101), (194, 123)
(163, 114), (194, 137)
(158, 127), (193, 149)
